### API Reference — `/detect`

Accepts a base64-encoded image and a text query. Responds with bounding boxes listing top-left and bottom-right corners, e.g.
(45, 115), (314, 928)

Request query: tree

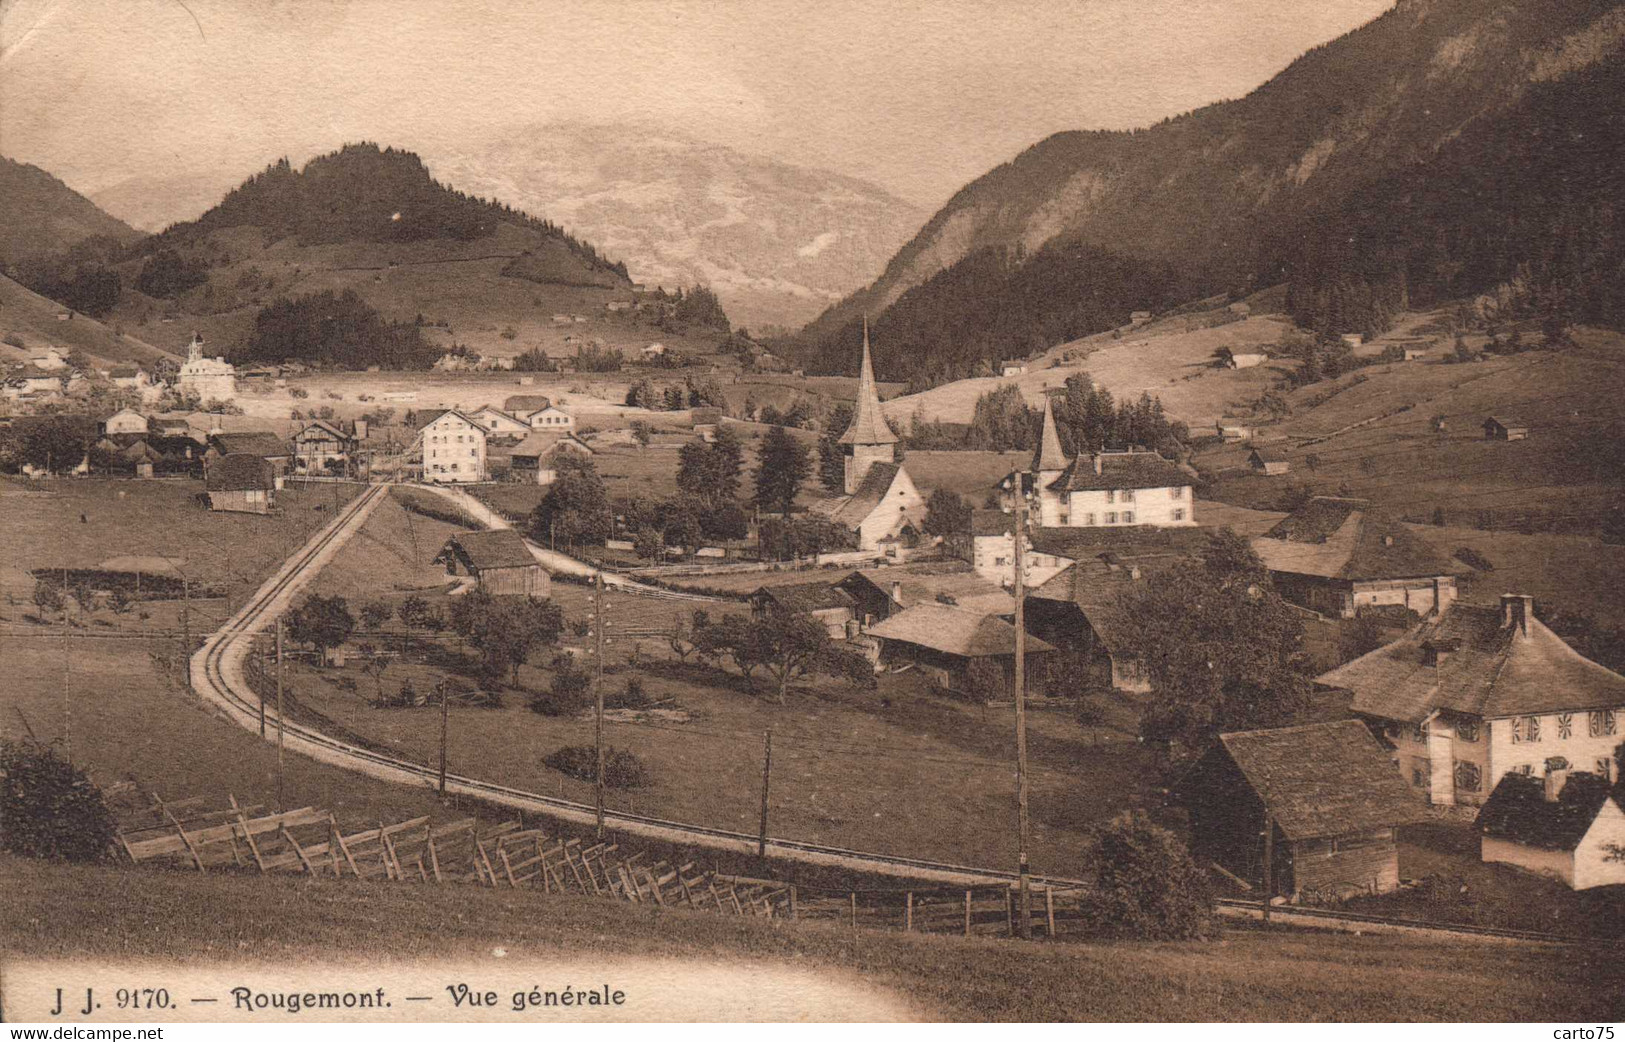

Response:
(530, 455), (613, 549)
(662, 497), (704, 552)
(19, 416), (88, 473)
(625, 378), (657, 410)
(449, 591), (563, 685)
(630, 420), (653, 450)
(285, 594), (356, 664)
(32, 579), (64, 621)
(1, 739), (116, 861)
(632, 526), (664, 566)
(818, 401), (854, 491)
(360, 601), (392, 631)
(1117, 529), (1312, 749)
(1083, 811), (1213, 940)
(698, 609), (844, 703)
(357, 642), (391, 702)
(753, 426), (810, 515)
(397, 595), (432, 629)
(922, 488), (971, 546)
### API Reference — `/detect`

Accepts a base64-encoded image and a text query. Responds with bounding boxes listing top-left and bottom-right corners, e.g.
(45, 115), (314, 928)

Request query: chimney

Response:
(890, 580), (902, 605)
(1501, 593), (1534, 638)
(1543, 767), (1569, 803)
(1093, 454), (1102, 475)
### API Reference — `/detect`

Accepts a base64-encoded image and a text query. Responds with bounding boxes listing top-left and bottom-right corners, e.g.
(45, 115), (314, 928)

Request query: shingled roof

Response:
(503, 394), (553, 414)
(1049, 449), (1189, 493)
(1251, 497), (1454, 581)
(204, 453), (275, 492)
(1317, 598), (1625, 722)
(807, 461), (903, 528)
(437, 529), (539, 571)
(751, 581), (858, 614)
(837, 322), (897, 447)
(209, 431), (290, 458)
(1214, 720), (1427, 841)
(1032, 397), (1067, 472)
(1029, 524), (1209, 561)
(1476, 772), (1621, 851)
(866, 603), (1054, 658)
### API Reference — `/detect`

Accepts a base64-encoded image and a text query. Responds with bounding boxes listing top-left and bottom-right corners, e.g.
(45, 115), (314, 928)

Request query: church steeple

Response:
(1033, 395), (1067, 474)
(838, 318), (898, 494)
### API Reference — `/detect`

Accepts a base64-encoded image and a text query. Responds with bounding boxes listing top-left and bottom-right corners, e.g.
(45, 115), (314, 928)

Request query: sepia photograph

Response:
(2, 0), (1624, 1028)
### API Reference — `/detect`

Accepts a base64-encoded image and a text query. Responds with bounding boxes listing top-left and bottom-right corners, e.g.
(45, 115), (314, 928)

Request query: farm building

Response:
(204, 453), (276, 514)
(865, 603), (1055, 699)
(1339, 333), (1365, 349)
(1317, 594), (1625, 807)
(1475, 769), (1625, 891)
(748, 581), (861, 639)
(1403, 348), (1429, 361)
(1215, 418), (1253, 442)
(1000, 363), (1028, 376)
(1222, 349), (1268, 369)
(469, 406), (532, 438)
(1250, 497), (1457, 619)
(1024, 552), (1184, 693)
(969, 510), (1075, 590)
(1483, 416), (1530, 441)
(433, 529), (548, 597)
(102, 407), (148, 437)
(507, 431), (594, 485)
(503, 394), (553, 415)
(690, 407), (723, 440)
(1248, 447), (1290, 475)
(1170, 720), (1426, 902)
(206, 431), (292, 484)
(417, 409), (487, 483)
(28, 347), (67, 370)
(108, 366), (150, 389)
(524, 405), (574, 431)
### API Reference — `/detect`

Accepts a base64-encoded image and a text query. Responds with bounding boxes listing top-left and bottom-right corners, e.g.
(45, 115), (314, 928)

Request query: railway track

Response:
(182, 484), (1624, 946)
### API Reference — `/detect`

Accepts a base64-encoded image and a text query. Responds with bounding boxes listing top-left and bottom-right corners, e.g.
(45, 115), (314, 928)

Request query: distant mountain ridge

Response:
(430, 122), (927, 331)
(797, 0), (1625, 382)
(0, 157), (140, 262)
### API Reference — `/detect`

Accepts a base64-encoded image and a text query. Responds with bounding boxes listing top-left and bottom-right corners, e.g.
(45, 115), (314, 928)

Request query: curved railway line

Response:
(185, 482), (1623, 947)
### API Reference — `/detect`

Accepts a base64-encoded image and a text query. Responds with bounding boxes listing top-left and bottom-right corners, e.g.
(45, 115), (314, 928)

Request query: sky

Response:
(0, 0), (1395, 215)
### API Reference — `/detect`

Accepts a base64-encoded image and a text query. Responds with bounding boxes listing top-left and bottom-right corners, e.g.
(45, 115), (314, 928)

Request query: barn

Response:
(204, 453), (277, 514)
(433, 529), (548, 597)
(1483, 416), (1530, 441)
(1170, 720), (1426, 902)
(1248, 447), (1290, 475)
(864, 603), (1055, 699)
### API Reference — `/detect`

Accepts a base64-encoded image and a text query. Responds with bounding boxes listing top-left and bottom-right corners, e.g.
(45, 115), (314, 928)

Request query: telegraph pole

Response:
(275, 616), (286, 813)
(259, 633), (268, 738)
(437, 679), (449, 795)
(593, 571), (607, 840)
(758, 729), (772, 858)
(1013, 471), (1033, 939)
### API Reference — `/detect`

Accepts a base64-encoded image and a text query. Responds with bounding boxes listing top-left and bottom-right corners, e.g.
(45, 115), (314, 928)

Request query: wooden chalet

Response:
(1475, 769), (1625, 890)
(749, 581), (862, 638)
(507, 431), (594, 485)
(1171, 720), (1427, 902)
(1248, 447), (1290, 475)
(864, 603), (1054, 699)
(204, 453), (276, 514)
(1483, 416), (1530, 441)
(433, 529), (548, 597)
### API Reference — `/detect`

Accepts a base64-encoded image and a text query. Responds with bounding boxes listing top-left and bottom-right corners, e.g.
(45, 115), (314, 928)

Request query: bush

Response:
(528, 658), (592, 716)
(604, 675), (653, 710)
(542, 745), (651, 788)
(1080, 811), (1213, 940)
(0, 739), (117, 861)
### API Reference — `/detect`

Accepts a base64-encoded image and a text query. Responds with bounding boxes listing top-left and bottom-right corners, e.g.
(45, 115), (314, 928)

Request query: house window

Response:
(1121, 490), (1135, 503)
(1557, 713), (1573, 739)
(1082, 513), (1095, 526)
(1121, 511), (1135, 524)
(1512, 717), (1523, 743)
(1513, 764), (1534, 776)
(1591, 710), (1618, 737)
(1171, 487), (1183, 498)
(1105, 490), (1116, 504)
(1171, 509), (1185, 522)
(1453, 760), (1482, 793)
(1600, 758), (1615, 777)
(1526, 716), (1541, 742)
(1455, 719), (1480, 743)
(1410, 722), (1427, 743)
(1411, 764), (1426, 787)
(1105, 512), (1117, 524)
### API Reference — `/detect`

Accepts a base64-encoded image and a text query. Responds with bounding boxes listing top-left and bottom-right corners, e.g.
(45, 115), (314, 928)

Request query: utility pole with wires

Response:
(591, 571), (608, 839)
(437, 678), (449, 796)
(1013, 470), (1033, 939)
(276, 615), (286, 813)
(758, 729), (772, 858)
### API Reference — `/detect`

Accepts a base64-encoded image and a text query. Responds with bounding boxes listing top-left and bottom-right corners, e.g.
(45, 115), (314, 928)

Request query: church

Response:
(177, 333), (237, 402)
(807, 325), (924, 553)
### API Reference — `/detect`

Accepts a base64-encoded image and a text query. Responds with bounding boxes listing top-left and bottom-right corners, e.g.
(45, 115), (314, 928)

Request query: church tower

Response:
(838, 319), (898, 495)
(1031, 395), (1069, 525)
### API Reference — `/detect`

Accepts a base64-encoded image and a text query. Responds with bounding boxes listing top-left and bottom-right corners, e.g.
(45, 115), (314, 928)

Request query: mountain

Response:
(796, 0), (1625, 384)
(90, 172), (243, 234)
(0, 157), (140, 262)
(430, 122), (928, 332)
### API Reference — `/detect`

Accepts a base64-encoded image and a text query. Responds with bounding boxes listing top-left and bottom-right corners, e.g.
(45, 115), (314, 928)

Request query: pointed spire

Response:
(839, 316), (897, 446)
(1033, 395), (1067, 472)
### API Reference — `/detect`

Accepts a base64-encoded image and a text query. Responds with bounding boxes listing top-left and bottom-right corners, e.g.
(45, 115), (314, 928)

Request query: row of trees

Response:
(624, 376), (728, 411)
(242, 288), (439, 369)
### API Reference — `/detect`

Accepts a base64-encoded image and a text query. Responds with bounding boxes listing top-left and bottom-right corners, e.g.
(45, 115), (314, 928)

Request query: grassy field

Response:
(0, 273), (174, 368)
(3, 855), (1620, 1021)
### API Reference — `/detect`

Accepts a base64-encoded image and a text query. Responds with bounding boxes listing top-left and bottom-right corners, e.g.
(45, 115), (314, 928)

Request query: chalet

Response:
(102, 408), (149, 437)
(1245, 447), (1288, 475)
(204, 453), (276, 514)
(865, 603), (1055, 699)
(28, 347), (67, 370)
(1484, 416), (1530, 441)
(290, 420), (356, 471)
(417, 409), (487, 483)
(433, 529), (548, 597)
(748, 581), (861, 639)
(806, 326), (923, 553)
(1000, 363), (1028, 377)
(1026, 555), (1161, 692)
(7, 366), (65, 396)
(207, 431), (292, 480)
(1250, 497), (1457, 619)
(994, 401), (1194, 530)
(640, 342), (668, 358)
(1224, 350), (1268, 369)
(524, 405), (574, 431)
(1475, 770), (1625, 890)
(108, 366), (149, 390)
(1216, 418), (1253, 442)
(469, 406), (532, 439)
(1317, 594), (1625, 807)
(1170, 720), (1426, 902)
(507, 430), (594, 484)
(176, 334), (236, 401)
(1340, 333), (1365, 349)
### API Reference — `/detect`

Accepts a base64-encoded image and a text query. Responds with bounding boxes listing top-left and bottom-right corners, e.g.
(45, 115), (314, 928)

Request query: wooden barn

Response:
(864, 603), (1054, 699)
(204, 453), (276, 514)
(1483, 416), (1530, 441)
(434, 530), (548, 597)
(1248, 447), (1290, 475)
(1170, 720), (1426, 902)
(748, 581), (861, 639)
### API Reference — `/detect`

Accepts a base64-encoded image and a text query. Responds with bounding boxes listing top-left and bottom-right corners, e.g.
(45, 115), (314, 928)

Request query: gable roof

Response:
(866, 603), (1055, 658)
(1050, 450), (1189, 492)
(691, 407), (723, 425)
(837, 322), (898, 447)
(1029, 555), (1184, 652)
(204, 453), (275, 492)
(751, 581), (858, 614)
(1029, 524), (1209, 561)
(1476, 772), (1621, 851)
(209, 431), (290, 458)
(1317, 601), (1625, 722)
(807, 461), (907, 528)
(416, 408), (482, 431)
(971, 509), (1017, 537)
(438, 529), (538, 571)
(293, 419), (351, 442)
(1249, 446), (1289, 464)
(509, 430), (594, 460)
(504, 394), (553, 414)
(1213, 720), (1427, 840)
(1252, 497), (1454, 581)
